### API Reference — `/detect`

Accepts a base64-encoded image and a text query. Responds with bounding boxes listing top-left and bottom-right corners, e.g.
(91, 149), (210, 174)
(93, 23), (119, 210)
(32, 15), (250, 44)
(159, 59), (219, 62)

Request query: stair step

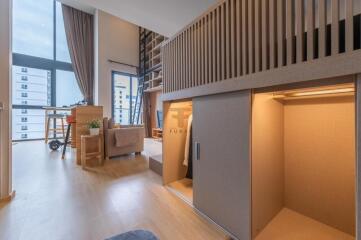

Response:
(149, 154), (162, 176)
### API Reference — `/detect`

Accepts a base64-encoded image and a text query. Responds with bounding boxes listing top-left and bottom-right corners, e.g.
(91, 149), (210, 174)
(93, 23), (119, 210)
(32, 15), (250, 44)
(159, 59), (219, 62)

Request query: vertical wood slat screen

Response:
(162, 0), (360, 93)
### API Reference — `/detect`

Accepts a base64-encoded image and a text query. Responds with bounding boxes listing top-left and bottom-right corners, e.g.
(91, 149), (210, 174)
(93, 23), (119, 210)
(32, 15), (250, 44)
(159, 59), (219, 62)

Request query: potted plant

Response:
(88, 119), (101, 136)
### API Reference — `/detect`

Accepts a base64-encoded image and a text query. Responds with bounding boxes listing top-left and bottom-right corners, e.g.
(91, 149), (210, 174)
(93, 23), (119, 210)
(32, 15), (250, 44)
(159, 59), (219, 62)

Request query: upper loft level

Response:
(162, 0), (361, 100)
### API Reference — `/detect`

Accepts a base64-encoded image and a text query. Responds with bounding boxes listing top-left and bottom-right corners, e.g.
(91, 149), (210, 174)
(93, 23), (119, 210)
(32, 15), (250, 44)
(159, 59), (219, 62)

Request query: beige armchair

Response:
(103, 118), (145, 159)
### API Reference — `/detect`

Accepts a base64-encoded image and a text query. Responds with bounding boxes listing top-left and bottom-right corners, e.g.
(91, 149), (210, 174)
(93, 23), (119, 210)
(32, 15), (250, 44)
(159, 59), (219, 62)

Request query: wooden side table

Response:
(80, 135), (103, 170)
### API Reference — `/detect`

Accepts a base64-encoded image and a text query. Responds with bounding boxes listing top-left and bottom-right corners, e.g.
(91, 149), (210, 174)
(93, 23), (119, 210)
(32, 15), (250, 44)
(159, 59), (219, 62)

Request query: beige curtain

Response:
(62, 4), (94, 105)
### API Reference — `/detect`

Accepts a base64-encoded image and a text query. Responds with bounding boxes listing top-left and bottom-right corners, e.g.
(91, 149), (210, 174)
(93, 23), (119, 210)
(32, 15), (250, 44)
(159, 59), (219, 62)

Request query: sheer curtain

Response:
(62, 4), (94, 105)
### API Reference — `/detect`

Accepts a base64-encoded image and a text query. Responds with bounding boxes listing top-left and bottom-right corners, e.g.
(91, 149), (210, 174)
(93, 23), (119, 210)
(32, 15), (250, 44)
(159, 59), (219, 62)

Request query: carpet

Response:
(106, 230), (159, 240)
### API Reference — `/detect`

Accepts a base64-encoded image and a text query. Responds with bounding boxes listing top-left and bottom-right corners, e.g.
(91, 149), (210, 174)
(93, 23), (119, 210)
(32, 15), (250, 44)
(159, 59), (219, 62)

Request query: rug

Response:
(106, 230), (159, 240)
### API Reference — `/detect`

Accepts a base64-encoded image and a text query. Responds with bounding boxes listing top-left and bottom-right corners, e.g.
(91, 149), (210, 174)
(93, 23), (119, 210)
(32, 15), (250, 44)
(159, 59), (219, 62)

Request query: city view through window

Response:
(12, 0), (83, 140)
(112, 73), (138, 125)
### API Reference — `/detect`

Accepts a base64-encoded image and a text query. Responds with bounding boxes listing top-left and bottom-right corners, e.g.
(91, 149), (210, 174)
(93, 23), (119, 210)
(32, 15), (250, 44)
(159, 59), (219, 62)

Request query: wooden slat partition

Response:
(277, 0), (285, 68)
(187, 28), (191, 88)
(255, 0), (261, 72)
(217, 7), (221, 82)
(231, 0), (236, 78)
(236, 0), (242, 76)
(296, 0), (304, 63)
(212, 10), (217, 83)
(262, 0), (269, 70)
(208, 14), (212, 84)
(269, 0), (276, 69)
(180, 33), (183, 90)
(319, 0), (327, 58)
(197, 22), (201, 86)
(226, 0), (231, 79)
(162, 0), (360, 94)
(307, 0), (315, 60)
(248, 0), (254, 74)
(286, 0), (294, 65)
(242, 0), (248, 74)
(331, 0), (340, 55)
(346, 0), (354, 52)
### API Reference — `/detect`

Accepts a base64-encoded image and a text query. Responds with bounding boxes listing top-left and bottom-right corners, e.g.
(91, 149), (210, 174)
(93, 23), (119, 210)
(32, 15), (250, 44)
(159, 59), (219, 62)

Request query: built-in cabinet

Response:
(163, 79), (359, 240)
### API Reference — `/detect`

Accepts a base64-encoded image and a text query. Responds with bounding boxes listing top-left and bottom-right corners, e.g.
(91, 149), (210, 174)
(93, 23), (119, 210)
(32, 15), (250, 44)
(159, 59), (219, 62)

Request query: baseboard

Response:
(0, 190), (16, 203)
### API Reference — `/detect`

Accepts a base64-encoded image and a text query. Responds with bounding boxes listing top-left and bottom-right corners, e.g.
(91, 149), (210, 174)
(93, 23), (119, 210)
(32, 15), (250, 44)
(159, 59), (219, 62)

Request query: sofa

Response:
(103, 118), (145, 159)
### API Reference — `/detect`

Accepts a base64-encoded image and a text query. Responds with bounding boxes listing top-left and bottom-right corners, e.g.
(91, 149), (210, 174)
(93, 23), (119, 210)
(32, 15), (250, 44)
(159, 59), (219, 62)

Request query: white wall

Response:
(0, 0), (12, 199)
(94, 10), (139, 118)
(58, 0), (221, 37)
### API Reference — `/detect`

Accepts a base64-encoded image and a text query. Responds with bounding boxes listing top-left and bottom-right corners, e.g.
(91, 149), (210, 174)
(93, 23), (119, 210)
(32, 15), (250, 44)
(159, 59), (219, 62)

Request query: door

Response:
(193, 91), (251, 240)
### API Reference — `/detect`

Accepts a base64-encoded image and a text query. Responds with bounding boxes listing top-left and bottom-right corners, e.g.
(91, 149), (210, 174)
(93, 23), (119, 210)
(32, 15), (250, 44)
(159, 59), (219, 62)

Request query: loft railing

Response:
(162, 0), (361, 94)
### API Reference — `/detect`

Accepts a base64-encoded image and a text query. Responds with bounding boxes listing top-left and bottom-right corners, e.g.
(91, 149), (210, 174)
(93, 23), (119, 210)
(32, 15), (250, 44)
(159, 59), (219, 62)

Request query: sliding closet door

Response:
(193, 91), (251, 240)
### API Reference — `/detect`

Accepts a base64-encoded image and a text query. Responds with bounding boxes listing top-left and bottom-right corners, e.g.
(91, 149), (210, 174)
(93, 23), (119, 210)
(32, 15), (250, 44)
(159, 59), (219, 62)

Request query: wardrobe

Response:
(163, 80), (358, 240)
(163, 91), (252, 239)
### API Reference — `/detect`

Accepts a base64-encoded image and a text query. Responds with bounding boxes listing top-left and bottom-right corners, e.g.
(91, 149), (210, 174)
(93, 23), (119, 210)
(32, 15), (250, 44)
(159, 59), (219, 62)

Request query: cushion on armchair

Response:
(115, 128), (140, 148)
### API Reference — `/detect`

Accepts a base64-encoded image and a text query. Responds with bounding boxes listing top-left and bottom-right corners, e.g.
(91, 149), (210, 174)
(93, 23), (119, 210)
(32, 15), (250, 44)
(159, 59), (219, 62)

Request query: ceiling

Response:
(59, 0), (221, 37)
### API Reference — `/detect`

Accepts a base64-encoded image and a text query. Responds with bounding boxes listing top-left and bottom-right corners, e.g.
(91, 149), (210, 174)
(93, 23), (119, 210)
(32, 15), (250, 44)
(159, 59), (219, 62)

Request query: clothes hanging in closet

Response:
(184, 114), (193, 179)
(185, 124), (193, 179)
(183, 114), (193, 166)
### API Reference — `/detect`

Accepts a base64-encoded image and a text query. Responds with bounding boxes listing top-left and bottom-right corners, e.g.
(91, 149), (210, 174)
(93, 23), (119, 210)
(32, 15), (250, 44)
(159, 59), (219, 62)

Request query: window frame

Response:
(111, 71), (138, 125)
(12, 0), (75, 141)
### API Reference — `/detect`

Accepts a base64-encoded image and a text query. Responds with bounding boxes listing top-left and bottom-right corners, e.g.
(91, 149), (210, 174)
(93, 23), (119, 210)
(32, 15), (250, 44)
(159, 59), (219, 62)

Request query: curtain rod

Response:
(108, 59), (138, 69)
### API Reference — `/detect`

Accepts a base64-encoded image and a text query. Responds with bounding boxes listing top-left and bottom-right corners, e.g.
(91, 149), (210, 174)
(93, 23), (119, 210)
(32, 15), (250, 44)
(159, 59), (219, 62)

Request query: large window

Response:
(112, 72), (138, 125)
(12, 0), (83, 141)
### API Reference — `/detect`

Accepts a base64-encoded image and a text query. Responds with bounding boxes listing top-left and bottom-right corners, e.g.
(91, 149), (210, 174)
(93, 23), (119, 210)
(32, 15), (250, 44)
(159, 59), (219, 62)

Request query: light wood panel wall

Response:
(252, 93), (285, 238)
(252, 92), (356, 237)
(162, 0), (359, 94)
(284, 95), (356, 236)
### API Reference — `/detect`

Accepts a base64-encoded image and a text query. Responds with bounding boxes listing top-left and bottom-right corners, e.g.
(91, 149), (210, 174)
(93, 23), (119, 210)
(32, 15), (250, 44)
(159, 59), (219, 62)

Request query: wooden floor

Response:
(168, 178), (193, 203)
(0, 140), (227, 240)
(255, 208), (355, 240)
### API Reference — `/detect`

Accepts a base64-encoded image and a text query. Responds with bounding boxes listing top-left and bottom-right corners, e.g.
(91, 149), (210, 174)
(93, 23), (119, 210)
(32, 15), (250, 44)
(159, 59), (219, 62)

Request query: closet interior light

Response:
(273, 86), (355, 99)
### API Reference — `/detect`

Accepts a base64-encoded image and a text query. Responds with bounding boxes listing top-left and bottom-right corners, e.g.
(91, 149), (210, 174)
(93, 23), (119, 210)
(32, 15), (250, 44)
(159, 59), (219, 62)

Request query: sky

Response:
(13, 0), (71, 62)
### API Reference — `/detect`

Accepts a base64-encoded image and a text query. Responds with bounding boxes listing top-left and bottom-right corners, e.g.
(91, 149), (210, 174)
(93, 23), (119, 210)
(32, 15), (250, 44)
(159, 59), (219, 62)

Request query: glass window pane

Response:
(12, 66), (51, 106)
(56, 70), (83, 107)
(132, 77), (138, 98)
(13, 0), (54, 59)
(113, 73), (132, 125)
(56, 1), (71, 63)
(12, 109), (45, 141)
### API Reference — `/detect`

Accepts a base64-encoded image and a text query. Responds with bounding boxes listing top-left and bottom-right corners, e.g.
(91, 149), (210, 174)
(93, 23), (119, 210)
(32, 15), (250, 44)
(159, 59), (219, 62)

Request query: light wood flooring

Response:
(168, 178), (193, 203)
(0, 140), (227, 240)
(255, 208), (355, 240)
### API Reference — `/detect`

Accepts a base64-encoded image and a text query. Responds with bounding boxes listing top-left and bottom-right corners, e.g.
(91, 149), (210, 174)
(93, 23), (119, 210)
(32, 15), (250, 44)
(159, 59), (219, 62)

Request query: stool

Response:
(45, 113), (66, 143)
(80, 135), (103, 169)
(61, 115), (75, 160)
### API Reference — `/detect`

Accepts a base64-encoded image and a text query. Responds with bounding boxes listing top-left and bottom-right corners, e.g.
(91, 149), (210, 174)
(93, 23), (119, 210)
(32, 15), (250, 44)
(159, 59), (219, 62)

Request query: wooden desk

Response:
(71, 106), (103, 165)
